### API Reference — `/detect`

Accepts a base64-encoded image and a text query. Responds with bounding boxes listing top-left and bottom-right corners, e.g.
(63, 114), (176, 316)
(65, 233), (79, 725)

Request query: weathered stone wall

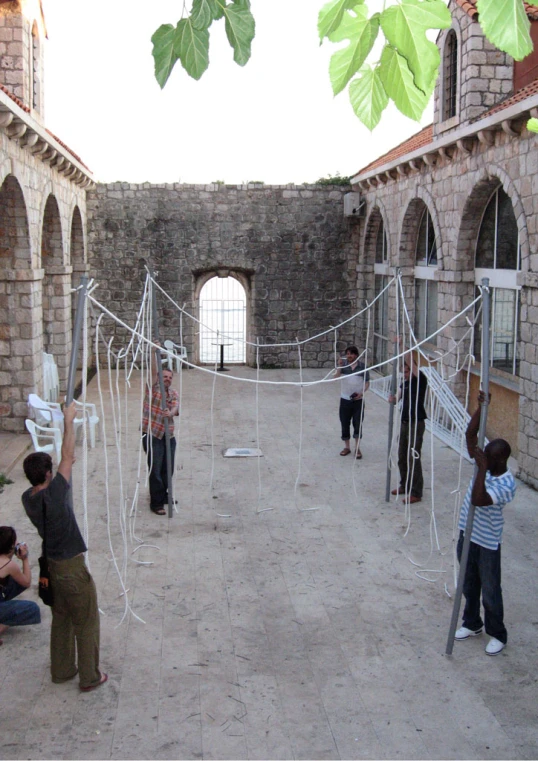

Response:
(86, 183), (359, 368)
(434, 1), (512, 137)
(356, 127), (538, 488)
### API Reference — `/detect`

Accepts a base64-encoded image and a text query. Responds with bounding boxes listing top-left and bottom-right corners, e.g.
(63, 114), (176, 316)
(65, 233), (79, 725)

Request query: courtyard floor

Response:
(0, 366), (537, 760)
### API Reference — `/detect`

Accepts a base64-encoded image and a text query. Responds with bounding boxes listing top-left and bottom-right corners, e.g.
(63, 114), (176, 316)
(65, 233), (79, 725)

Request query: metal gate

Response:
(199, 277), (246, 364)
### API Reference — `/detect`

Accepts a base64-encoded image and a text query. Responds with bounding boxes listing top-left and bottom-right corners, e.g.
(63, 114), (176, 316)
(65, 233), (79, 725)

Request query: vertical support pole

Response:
(149, 268), (174, 520)
(66, 276), (89, 404)
(65, 275), (88, 508)
(385, 344), (399, 502)
(446, 278), (490, 655)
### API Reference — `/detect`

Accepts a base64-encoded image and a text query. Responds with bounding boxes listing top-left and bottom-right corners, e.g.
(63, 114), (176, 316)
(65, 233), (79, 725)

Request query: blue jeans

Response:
(457, 531), (507, 643)
(339, 398), (365, 441)
(142, 434), (176, 509)
(0, 577), (41, 627)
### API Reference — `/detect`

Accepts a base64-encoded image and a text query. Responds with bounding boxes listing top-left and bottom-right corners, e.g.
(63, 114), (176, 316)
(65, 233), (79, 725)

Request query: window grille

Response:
(199, 276), (246, 364)
(443, 29), (458, 120)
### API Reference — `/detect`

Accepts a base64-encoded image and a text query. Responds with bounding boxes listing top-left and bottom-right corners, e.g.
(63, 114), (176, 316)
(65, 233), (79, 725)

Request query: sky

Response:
(42, 0), (433, 186)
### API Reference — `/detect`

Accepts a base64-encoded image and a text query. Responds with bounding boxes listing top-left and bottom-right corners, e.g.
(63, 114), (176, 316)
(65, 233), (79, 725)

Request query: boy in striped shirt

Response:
(455, 391), (516, 655)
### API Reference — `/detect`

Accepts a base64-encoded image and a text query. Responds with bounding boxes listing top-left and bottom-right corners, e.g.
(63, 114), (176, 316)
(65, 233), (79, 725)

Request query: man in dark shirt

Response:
(388, 355), (428, 504)
(22, 402), (107, 691)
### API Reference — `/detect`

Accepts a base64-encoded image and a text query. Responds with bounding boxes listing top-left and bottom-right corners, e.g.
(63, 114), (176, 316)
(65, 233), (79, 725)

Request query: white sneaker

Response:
(485, 637), (505, 655)
(455, 626), (483, 640)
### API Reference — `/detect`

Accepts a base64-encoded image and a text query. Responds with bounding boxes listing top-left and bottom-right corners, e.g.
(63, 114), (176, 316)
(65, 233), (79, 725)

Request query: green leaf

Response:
(151, 24), (180, 89)
(318, 0), (364, 42)
(527, 117), (538, 133)
(328, 10), (380, 95)
(378, 44), (431, 120)
(174, 19), (210, 80)
(191, 0), (218, 29)
(380, 0), (450, 93)
(477, 0), (532, 61)
(220, 2), (256, 66)
(349, 66), (389, 129)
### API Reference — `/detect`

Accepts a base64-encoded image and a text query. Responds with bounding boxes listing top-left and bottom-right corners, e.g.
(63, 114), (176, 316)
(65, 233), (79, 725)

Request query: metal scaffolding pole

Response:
(385, 343), (399, 502)
(446, 277), (490, 655)
(65, 275), (88, 507)
(149, 268), (174, 520)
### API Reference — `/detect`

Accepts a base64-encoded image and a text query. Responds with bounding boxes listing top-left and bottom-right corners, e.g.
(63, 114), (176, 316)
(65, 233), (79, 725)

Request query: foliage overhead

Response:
(152, 0), (535, 130)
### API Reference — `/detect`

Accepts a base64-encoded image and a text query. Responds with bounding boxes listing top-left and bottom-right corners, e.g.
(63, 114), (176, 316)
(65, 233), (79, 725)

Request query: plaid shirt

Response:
(142, 383), (179, 439)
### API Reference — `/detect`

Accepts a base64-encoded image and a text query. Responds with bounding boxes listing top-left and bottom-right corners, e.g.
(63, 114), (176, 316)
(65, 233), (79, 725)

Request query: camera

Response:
(15, 542), (27, 558)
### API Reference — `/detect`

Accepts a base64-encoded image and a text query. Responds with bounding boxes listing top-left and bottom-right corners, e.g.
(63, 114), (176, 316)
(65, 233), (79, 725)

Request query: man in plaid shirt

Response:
(142, 362), (179, 515)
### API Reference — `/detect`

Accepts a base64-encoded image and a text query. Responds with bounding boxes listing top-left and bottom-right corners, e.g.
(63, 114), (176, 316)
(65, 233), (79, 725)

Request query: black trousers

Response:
(339, 398), (365, 440)
(142, 433), (176, 509)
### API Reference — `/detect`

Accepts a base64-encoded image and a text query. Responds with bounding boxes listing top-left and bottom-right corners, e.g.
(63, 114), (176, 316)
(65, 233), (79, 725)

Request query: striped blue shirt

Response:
(458, 469), (516, 550)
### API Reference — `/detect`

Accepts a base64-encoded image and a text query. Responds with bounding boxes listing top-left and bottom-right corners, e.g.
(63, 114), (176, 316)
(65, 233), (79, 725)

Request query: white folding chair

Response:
(42, 352), (60, 403)
(162, 339), (187, 372)
(25, 419), (62, 462)
(71, 399), (100, 448)
(28, 393), (64, 432)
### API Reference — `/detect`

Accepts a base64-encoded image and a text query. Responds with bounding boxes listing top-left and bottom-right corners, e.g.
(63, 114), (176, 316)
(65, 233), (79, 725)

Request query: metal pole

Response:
(64, 275), (88, 508)
(149, 267), (174, 520)
(66, 276), (88, 404)
(446, 277), (490, 655)
(385, 344), (399, 502)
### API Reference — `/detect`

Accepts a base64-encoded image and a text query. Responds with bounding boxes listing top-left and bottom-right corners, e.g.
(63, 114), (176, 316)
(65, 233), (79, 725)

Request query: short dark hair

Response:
(23, 452), (53, 486)
(345, 346), (359, 356)
(485, 438), (511, 464)
(0, 526), (16, 556)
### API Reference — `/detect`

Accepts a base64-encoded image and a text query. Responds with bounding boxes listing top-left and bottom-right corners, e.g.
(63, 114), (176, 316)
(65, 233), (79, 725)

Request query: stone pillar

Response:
(518, 276), (538, 489)
(0, 267), (44, 432)
(42, 265), (73, 393)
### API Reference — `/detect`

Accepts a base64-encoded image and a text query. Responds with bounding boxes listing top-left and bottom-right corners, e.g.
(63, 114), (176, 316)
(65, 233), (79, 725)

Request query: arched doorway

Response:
(199, 275), (246, 364)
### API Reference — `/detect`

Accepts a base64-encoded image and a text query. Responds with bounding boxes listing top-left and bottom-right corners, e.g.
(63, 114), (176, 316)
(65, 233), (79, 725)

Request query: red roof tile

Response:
(354, 125), (433, 176)
(1, 84), (91, 173)
(0, 82), (30, 113)
(474, 77), (538, 120)
(455, 0), (538, 21)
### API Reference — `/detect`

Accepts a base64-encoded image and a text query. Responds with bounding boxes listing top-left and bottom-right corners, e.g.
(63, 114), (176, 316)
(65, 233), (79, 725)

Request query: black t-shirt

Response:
(400, 371), (428, 423)
(22, 473), (87, 561)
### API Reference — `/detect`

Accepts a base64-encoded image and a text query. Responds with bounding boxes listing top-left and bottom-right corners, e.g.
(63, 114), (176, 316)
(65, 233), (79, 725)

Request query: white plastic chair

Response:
(162, 339), (187, 372)
(42, 352), (59, 403)
(28, 393), (64, 432)
(25, 419), (62, 462)
(72, 399), (100, 448)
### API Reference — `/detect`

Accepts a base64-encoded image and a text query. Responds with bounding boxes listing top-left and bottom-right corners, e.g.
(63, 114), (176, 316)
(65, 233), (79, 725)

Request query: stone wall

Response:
(356, 128), (538, 488)
(86, 183), (359, 368)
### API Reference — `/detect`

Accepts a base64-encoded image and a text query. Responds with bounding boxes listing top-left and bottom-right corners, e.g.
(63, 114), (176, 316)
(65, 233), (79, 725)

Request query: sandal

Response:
(355, 450), (363, 459)
(80, 672), (108, 692)
(340, 448), (351, 456)
(151, 506), (166, 515)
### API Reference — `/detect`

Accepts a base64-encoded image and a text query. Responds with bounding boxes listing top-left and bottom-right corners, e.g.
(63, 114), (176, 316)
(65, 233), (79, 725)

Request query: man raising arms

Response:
(22, 402), (106, 691)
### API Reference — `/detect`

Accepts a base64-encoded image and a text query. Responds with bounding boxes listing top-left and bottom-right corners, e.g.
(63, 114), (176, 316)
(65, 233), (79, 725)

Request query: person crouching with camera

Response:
(0, 525), (41, 645)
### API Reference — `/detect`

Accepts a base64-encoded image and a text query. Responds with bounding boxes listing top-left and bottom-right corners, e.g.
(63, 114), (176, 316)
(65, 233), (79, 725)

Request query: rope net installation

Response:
(68, 271), (486, 624)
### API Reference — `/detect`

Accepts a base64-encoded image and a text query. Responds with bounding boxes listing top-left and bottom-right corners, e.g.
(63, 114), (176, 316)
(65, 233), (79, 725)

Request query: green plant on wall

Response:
(152, 0), (535, 131)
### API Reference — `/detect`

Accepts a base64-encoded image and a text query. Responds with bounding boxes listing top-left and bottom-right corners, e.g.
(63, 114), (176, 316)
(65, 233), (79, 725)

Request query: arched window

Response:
(414, 206), (438, 344)
(199, 275), (246, 364)
(443, 29), (458, 121)
(374, 219), (389, 367)
(474, 187), (521, 376)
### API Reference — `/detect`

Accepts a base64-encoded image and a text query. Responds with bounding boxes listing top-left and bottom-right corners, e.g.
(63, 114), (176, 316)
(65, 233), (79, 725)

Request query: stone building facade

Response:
(0, 0), (92, 431)
(350, 0), (538, 488)
(86, 182), (357, 369)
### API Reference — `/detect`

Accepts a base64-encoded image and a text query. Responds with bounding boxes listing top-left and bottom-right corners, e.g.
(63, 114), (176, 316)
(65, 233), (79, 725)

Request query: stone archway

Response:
(0, 175), (37, 430)
(194, 268), (253, 366)
(41, 193), (70, 390)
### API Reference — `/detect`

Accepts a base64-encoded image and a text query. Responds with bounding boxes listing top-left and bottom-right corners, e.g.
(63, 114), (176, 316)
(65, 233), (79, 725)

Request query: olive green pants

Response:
(47, 554), (101, 689)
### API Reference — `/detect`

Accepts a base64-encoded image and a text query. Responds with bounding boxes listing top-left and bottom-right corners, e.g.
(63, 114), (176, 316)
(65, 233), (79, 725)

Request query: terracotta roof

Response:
(473, 77), (538, 120)
(455, 0), (538, 21)
(1, 83), (91, 172)
(0, 82), (30, 113)
(355, 125), (433, 175)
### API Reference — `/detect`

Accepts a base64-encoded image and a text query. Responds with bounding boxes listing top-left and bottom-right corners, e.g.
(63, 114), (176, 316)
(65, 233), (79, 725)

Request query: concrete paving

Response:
(0, 366), (537, 760)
